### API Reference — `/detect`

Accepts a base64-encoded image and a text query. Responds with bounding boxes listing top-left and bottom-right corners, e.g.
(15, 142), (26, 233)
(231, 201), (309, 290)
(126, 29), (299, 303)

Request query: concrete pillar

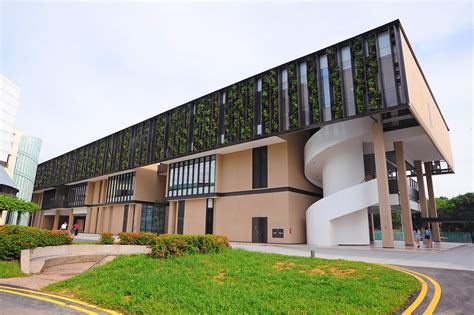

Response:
(414, 161), (429, 219)
(369, 212), (375, 242)
(424, 162), (441, 242)
(84, 208), (91, 233)
(126, 205), (135, 232)
(394, 141), (414, 246)
(103, 207), (112, 232)
(372, 120), (394, 248)
(89, 207), (99, 233)
(68, 209), (74, 231)
(133, 204), (142, 232)
(53, 210), (60, 230)
(38, 212), (44, 228)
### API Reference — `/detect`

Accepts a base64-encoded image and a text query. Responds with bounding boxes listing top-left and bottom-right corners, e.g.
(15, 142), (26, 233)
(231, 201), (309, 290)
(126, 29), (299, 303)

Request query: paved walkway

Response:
(231, 242), (474, 271)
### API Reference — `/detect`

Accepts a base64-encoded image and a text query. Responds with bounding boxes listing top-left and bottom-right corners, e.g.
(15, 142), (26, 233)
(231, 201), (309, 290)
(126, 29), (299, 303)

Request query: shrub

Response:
(99, 232), (114, 245)
(119, 232), (157, 245)
(150, 234), (229, 259)
(0, 225), (72, 260)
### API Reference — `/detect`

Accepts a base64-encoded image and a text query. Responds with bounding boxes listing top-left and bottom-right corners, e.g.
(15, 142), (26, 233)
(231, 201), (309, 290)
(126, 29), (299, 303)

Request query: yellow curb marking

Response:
(0, 288), (98, 315)
(385, 265), (442, 315)
(0, 285), (120, 315)
(385, 265), (428, 315)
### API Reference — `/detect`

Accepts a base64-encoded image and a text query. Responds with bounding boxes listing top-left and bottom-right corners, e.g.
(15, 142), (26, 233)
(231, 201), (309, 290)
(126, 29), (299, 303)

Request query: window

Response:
(177, 201), (185, 234)
(140, 203), (166, 234)
(106, 172), (135, 203)
(205, 198), (214, 234)
(67, 182), (87, 207)
(219, 92), (226, 144)
(167, 155), (216, 198)
(252, 146), (268, 189)
(255, 78), (263, 136)
(320, 55), (331, 121)
(377, 31), (398, 107)
(280, 69), (290, 130)
(298, 62), (310, 126)
(122, 205), (129, 232)
(341, 46), (356, 116)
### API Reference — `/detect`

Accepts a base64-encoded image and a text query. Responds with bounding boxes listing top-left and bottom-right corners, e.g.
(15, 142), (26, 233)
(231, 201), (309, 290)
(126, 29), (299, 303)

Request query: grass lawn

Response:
(45, 249), (418, 314)
(0, 261), (25, 278)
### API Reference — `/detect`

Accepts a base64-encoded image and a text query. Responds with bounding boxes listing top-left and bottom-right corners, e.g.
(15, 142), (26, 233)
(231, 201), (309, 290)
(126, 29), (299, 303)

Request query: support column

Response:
(68, 209), (74, 231)
(424, 162), (441, 242)
(53, 210), (60, 230)
(394, 141), (414, 246)
(133, 204), (142, 232)
(84, 208), (92, 233)
(102, 207), (111, 232)
(414, 161), (429, 219)
(90, 207), (99, 233)
(373, 120), (394, 248)
(126, 205), (135, 232)
(369, 211), (375, 242)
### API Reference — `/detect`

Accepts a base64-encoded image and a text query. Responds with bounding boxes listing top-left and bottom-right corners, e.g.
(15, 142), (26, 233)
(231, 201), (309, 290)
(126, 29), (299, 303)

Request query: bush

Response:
(0, 225), (72, 260)
(119, 232), (157, 245)
(150, 234), (229, 259)
(99, 232), (114, 244)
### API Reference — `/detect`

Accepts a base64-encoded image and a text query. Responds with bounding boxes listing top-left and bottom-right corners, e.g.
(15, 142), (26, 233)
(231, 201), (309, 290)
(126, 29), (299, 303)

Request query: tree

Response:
(0, 195), (40, 215)
(436, 193), (474, 232)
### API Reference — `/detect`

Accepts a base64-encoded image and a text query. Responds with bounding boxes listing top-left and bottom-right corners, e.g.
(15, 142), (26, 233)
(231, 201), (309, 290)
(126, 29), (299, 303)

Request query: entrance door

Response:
(252, 217), (268, 243)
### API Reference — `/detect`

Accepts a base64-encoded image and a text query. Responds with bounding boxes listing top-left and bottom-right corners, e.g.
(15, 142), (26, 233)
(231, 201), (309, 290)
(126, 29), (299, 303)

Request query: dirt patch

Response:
(274, 262), (295, 271)
(212, 271), (225, 282)
(123, 294), (132, 301)
(330, 268), (357, 277)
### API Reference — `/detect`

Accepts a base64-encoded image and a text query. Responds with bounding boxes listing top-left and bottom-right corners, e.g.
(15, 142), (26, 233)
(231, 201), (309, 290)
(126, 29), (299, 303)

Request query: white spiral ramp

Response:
(305, 117), (379, 246)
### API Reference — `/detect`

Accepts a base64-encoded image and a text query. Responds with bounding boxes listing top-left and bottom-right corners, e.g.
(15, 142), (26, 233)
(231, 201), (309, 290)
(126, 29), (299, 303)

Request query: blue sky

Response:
(1, 1), (472, 197)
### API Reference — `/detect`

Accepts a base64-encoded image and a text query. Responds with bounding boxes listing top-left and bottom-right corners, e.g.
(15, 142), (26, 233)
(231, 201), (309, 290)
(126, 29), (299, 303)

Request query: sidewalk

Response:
(231, 241), (474, 271)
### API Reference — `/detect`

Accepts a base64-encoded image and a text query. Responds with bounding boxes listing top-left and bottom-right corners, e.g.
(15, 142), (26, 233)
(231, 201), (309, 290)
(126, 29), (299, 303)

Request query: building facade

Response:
(0, 75), (20, 165)
(30, 20), (453, 247)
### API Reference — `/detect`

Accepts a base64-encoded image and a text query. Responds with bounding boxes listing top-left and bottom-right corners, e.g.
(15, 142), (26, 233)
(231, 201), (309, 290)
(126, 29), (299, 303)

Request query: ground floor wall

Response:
(168, 191), (319, 244)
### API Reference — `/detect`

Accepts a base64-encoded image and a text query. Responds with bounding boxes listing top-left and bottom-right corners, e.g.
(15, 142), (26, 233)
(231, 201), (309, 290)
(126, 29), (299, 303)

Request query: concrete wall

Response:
(400, 32), (454, 169)
(134, 165), (163, 202)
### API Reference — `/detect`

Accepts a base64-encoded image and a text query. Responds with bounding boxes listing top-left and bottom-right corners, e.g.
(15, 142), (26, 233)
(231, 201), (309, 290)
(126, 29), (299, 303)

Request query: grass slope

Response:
(45, 249), (418, 314)
(0, 261), (25, 278)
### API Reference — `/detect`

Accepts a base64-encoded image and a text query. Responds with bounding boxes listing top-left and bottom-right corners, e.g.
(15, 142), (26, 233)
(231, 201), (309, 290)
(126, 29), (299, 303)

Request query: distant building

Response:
(0, 76), (42, 225)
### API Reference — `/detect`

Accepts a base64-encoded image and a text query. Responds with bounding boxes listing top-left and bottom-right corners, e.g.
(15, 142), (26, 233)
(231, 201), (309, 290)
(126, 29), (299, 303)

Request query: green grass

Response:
(0, 261), (25, 278)
(45, 249), (418, 314)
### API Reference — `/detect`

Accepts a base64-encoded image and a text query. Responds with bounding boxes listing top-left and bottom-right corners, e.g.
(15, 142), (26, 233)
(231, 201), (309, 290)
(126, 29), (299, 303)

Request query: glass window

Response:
(341, 46), (352, 70)
(299, 62), (309, 126)
(257, 78), (262, 92)
(106, 172), (135, 203)
(140, 203), (166, 234)
(377, 31), (391, 57)
(280, 68), (290, 130)
(252, 146), (268, 189)
(320, 55), (331, 122)
(341, 46), (356, 116)
(281, 69), (288, 89)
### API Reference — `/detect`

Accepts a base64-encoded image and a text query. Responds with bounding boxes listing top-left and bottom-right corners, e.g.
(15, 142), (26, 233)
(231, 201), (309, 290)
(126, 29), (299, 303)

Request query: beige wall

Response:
(134, 165), (164, 202)
(218, 150), (252, 192)
(182, 199), (207, 235)
(400, 32), (454, 169)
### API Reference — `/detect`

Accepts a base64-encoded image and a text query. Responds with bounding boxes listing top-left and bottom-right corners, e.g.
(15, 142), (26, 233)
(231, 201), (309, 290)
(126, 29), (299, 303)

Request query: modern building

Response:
(30, 20), (453, 248)
(0, 75), (20, 165)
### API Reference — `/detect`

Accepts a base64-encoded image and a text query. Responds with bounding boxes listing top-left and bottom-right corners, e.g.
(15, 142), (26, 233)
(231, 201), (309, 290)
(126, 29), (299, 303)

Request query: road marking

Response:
(385, 265), (442, 315)
(385, 265), (428, 315)
(0, 288), (98, 315)
(0, 285), (120, 315)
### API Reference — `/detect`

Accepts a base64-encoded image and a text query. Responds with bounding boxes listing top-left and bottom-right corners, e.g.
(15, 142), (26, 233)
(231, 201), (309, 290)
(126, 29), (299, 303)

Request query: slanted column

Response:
(68, 209), (74, 231)
(53, 210), (60, 230)
(394, 141), (414, 246)
(414, 161), (429, 219)
(372, 120), (394, 248)
(424, 162), (441, 242)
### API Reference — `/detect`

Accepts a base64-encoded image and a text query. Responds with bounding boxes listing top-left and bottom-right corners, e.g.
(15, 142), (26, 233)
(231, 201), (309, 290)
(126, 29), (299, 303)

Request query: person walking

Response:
(414, 227), (421, 248)
(424, 226), (432, 248)
(73, 223), (80, 236)
(60, 221), (68, 231)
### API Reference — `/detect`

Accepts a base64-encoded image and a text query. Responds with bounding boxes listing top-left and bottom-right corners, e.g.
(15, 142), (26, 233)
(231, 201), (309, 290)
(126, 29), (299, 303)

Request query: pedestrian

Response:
(424, 226), (432, 248)
(60, 221), (68, 231)
(414, 227), (421, 248)
(73, 223), (80, 236)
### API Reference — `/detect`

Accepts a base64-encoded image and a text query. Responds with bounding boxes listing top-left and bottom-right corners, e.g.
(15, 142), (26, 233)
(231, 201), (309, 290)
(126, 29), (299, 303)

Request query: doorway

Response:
(252, 217), (268, 243)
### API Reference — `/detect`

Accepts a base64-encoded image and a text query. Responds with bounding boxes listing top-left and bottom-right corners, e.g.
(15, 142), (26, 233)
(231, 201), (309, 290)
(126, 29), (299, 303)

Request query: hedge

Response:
(150, 234), (230, 259)
(99, 232), (114, 244)
(118, 232), (229, 258)
(0, 225), (72, 260)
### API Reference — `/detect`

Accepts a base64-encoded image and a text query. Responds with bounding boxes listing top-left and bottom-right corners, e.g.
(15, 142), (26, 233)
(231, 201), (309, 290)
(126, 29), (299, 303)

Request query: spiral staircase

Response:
(304, 117), (379, 246)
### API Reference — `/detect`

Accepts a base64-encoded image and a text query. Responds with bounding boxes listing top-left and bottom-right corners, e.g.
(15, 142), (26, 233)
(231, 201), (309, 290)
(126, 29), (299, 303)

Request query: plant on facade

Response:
(210, 93), (219, 148)
(141, 120), (150, 165)
(99, 232), (114, 245)
(193, 98), (207, 151)
(307, 55), (320, 124)
(352, 36), (367, 114)
(167, 104), (190, 157)
(326, 47), (344, 119)
(154, 114), (166, 160)
(366, 34), (381, 111)
(287, 63), (299, 129)
(261, 73), (271, 135)
(96, 139), (105, 175)
(113, 133), (123, 172)
(0, 225), (72, 260)
(150, 234), (230, 259)
(269, 69), (279, 132)
(224, 84), (238, 143)
(105, 136), (114, 174)
(133, 124), (142, 167)
(241, 78), (254, 140)
(120, 128), (132, 170)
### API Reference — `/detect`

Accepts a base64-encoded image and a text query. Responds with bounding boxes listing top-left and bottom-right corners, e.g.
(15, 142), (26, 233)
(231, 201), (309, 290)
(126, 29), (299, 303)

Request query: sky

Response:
(1, 0), (472, 197)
